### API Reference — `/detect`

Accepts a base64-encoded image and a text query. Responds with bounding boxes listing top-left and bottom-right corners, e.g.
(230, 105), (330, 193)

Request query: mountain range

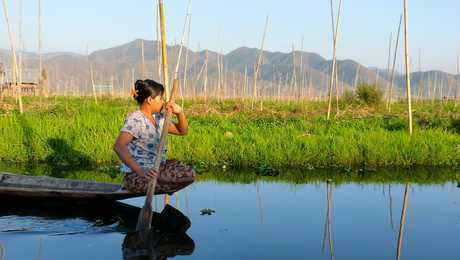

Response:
(1, 39), (459, 98)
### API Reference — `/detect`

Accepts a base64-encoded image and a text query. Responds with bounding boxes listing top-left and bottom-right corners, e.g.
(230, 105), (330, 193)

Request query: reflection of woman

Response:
(122, 229), (195, 260)
(114, 79), (195, 193)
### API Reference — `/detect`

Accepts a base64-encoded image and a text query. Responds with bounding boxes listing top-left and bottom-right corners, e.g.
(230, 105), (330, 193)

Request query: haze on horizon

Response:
(0, 0), (459, 74)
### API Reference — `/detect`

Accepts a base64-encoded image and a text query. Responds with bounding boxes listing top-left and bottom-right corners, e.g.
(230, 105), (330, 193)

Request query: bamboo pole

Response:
(140, 39), (145, 78)
(89, 61), (97, 104)
(327, 0), (343, 120)
(155, 0), (162, 82)
(158, 0), (170, 98)
(354, 64), (360, 88)
(183, 13), (192, 106)
(173, 0), (192, 82)
(290, 45), (297, 101)
(2, 0), (22, 113)
(252, 16), (269, 109)
(403, 0), (413, 134)
(137, 0), (172, 231)
(417, 49), (423, 100)
(38, 0), (44, 97)
(203, 51), (208, 104)
(396, 184), (410, 260)
(387, 14), (403, 112)
(386, 33), (393, 97)
(456, 56), (459, 103)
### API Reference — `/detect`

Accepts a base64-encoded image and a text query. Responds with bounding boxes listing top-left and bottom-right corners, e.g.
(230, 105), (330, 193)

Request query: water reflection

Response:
(122, 204), (194, 260)
(0, 241), (4, 260)
(396, 184), (410, 260)
(322, 182), (335, 260)
(389, 184), (394, 230)
(122, 229), (194, 260)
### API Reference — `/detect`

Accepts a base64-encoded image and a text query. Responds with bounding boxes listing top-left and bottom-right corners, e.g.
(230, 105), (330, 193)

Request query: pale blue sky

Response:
(1, 0), (459, 73)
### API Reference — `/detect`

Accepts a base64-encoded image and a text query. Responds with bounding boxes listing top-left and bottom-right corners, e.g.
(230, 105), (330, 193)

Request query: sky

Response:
(0, 0), (459, 74)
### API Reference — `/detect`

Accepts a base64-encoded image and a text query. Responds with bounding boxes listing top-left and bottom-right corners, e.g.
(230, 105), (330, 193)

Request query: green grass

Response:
(1, 96), (460, 172)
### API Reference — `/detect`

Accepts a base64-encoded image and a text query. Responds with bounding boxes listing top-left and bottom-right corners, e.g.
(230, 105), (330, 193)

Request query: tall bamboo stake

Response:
(403, 0), (413, 134)
(327, 0), (343, 120)
(456, 56), (459, 103)
(252, 16), (269, 109)
(354, 64), (360, 88)
(155, 0), (162, 82)
(2, 0), (22, 113)
(387, 14), (403, 112)
(38, 0), (44, 97)
(173, 0), (192, 82)
(183, 13), (192, 106)
(203, 51), (208, 104)
(140, 39), (145, 78)
(386, 33), (393, 97)
(88, 56), (97, 104)
(158, 0), (170, 98)
(417, 49), (423, 100)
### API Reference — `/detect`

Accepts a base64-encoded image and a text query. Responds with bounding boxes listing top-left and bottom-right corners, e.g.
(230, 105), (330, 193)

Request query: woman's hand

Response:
(137, 169), (158, 180)
(166, 102), (183, 115)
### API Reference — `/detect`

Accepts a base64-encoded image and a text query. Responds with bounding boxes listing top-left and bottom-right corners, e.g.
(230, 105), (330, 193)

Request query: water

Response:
(0, 175), (459, 259)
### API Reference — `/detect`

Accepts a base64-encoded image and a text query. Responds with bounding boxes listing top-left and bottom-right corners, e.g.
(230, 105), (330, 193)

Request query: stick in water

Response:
(136, 79), (179, 231)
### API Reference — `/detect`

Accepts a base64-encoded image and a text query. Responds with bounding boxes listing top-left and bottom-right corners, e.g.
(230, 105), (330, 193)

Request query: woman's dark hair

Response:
(133, 79), (164, 104)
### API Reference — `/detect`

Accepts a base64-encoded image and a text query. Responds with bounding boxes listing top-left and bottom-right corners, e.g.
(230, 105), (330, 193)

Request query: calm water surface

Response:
(0, 174), (459, 259)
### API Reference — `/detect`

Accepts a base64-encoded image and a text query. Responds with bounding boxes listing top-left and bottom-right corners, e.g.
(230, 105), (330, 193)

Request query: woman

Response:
(113, 79), (195, 193)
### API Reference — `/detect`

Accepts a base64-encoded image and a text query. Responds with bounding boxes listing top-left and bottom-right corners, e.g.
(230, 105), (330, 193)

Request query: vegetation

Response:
(0, 96), (460, 173)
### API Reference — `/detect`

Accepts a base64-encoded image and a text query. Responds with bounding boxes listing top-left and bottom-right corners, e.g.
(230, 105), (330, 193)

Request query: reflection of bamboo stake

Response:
(387, 14), (403, 112)
(396, 184), (410, 260)
(37, 236), (43, 260)
(252, 16), (269, 109)
(389, 184), (394, 230)
(327, 0), (342, 120)
(0, 240), (5, 260)
(255, 180), (264, 224)
(403, 0), (413, 134)
(322, 182), (335, 260)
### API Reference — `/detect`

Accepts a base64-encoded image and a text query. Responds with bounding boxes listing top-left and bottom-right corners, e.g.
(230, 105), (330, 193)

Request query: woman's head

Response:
(133, 79), (165, 111)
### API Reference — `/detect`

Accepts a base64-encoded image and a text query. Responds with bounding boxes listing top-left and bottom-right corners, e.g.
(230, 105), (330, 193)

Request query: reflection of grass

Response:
(1, 162), (458, 185)
(0, 97), (459, 170)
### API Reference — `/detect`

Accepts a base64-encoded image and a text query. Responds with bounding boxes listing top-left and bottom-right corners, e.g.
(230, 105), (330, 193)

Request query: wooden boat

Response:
(0, 172), (193, 202)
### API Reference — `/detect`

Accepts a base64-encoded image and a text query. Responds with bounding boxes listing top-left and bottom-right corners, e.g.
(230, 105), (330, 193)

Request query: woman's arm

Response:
(113, 132), (157, 179)
(167, 103), (188, 136)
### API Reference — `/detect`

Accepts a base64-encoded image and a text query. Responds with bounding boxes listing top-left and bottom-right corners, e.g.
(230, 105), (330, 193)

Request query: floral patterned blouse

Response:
(119, 110), (167, 173)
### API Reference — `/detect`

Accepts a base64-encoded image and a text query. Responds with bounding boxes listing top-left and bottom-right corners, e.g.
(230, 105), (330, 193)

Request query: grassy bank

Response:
(0, 97), (460, 171)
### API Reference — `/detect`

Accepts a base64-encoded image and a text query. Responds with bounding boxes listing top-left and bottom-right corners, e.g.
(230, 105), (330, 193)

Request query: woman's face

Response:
(146, 94), (164, 112)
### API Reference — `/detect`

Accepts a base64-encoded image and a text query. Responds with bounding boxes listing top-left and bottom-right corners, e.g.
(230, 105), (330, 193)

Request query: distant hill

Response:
(0, 39), (458, 98)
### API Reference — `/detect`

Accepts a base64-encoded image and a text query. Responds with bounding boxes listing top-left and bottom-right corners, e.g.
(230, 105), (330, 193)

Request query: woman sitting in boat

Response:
(113, 79), (195, 193)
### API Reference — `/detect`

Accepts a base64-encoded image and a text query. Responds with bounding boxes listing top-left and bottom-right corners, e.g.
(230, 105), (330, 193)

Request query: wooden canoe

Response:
(0, 172), (193, 201)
